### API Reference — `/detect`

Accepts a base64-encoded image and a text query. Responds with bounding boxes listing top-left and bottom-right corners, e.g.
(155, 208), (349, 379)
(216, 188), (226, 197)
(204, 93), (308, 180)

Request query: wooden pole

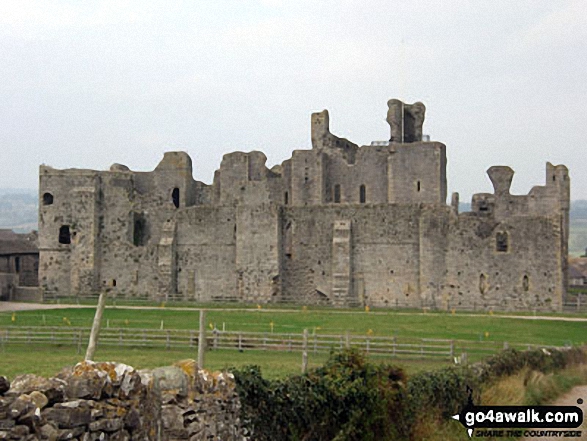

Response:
(197, 309), (206, 368)
(302, 329), (308, 374)
(85, 291), (107, 361)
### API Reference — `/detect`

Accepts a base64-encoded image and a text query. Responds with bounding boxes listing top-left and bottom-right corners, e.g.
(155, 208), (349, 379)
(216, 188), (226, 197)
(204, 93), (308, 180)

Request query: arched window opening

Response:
(172, 188), (180, 208)
(479, 273), (488, 295)
(522, 275), (529, 292)
(359, 185), (366, 203)
(334, 184), (341, 203)
(111, 279), (117, 287)
(42, 192), (54, 205)
(284, 191), (289, 205)
(58, 225), (71, 245)
(496, 232), (508, 252)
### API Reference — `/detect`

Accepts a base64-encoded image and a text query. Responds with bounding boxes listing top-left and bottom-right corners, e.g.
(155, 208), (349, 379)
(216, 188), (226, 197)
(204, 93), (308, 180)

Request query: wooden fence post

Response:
(238, 332), (243, 352)
(198, 309), (206, 367)
(77, 331), (82, 355)
(302, 329), (308, 374)
(85, 290), (107, 361)
(213, 328), (219, 350)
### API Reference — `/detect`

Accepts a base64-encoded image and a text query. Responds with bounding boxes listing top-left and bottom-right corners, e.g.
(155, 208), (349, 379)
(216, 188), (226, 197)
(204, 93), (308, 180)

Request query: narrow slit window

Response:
(496, 232), (508, 252)
(15, 257), (20, 273)
(359, 185), (366, 203)
(58, 225), (71, 244)
(417, 181), (421, 192)
(334, 184), (341, 203)
(133, 216), (147, 247)
(42, 192), (54, 205)
(522, 275), (529, 292)
(172, 188), (180, 208)
(284, 191), (289, 205)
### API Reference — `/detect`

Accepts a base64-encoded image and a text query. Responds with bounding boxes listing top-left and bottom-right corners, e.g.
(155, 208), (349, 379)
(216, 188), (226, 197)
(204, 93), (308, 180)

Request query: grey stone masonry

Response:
(38, 99), (569, 311)
(0, 360), (247, 441)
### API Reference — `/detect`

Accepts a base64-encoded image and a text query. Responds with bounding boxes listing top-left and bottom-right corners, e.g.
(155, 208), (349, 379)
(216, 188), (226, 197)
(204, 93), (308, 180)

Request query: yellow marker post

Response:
(270, 321), (274, 333)
(11, 312), (16, 323)
(257, 304), (262, 310)
(365, 305), (370, 313)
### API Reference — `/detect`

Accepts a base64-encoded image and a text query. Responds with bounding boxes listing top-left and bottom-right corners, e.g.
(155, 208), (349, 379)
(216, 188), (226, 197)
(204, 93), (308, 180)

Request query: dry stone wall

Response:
(0, 360), (247, 441)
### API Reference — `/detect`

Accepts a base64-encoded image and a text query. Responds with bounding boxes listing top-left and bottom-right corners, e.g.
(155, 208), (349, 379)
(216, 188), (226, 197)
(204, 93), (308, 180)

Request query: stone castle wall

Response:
(37, 100), (569, 311)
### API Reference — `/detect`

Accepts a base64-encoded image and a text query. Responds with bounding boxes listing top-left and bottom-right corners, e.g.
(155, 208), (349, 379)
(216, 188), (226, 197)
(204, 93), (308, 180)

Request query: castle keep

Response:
(38, 100), (570, 311)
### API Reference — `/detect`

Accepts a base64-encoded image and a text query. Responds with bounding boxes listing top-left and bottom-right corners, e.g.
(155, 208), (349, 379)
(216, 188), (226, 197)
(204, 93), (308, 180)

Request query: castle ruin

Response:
(38, 100), (570, 311)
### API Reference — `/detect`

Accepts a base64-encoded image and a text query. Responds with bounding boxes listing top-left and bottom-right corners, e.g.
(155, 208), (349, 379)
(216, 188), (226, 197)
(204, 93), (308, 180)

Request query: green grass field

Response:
(1, 306), (585, 380)
(1, 307), (585, 345)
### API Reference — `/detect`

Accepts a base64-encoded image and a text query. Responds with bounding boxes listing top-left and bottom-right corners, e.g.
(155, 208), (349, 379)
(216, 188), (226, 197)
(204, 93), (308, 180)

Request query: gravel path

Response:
(0, 302), (87, 312)
(521, 385), (587, 440)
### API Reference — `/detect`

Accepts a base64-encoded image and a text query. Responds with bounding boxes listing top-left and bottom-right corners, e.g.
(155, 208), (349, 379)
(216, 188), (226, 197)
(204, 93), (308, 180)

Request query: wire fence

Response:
(0, 326), (563, 361)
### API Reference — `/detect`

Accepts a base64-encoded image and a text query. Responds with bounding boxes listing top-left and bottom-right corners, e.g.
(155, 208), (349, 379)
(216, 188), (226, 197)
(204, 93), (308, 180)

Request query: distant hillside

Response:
(0, 190), (585, 254)
(0, 189), (37, 233)
(570, 201), (587, 256)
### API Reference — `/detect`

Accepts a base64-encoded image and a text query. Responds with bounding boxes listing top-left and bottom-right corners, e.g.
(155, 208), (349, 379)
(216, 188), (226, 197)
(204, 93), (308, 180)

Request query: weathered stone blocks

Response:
(0, 360), (247, 440)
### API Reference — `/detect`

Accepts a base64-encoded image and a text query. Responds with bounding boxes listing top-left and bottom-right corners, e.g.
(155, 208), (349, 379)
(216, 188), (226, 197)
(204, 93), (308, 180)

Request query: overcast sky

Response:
(1, 0), (586, 201)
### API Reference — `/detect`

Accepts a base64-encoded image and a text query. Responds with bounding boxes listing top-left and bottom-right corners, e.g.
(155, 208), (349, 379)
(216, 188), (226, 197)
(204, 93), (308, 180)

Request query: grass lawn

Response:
(0, 343), (454, 380)
(1, 307), (586, 346)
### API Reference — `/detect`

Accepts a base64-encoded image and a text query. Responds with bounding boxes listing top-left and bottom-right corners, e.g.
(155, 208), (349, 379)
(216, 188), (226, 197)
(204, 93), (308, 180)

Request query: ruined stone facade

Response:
(38, 100), (570, 311)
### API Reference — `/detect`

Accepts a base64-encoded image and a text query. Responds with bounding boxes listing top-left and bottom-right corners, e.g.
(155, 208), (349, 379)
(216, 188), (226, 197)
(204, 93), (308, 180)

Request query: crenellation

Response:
(37, 99), (569, 311)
